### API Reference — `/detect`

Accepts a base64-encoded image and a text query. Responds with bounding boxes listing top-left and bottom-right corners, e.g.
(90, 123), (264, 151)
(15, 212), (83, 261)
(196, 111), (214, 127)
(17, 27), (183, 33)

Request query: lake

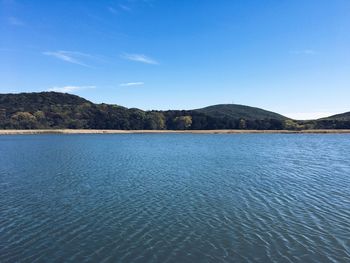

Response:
(0, 134), (349, 262)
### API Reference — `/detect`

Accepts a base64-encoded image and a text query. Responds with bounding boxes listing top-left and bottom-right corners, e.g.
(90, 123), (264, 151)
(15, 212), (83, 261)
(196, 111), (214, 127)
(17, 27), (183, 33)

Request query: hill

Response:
(195, 104), (287, 120)
(299, 111), (350, 129)
(321, 112), (350, 121)
(0, 92), (349, 130)
(0, 92), (91, 114)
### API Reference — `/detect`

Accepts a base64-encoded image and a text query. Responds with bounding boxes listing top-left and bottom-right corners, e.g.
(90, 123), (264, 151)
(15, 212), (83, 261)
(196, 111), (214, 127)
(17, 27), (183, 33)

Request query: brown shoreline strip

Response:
(1, 129), (350, 135)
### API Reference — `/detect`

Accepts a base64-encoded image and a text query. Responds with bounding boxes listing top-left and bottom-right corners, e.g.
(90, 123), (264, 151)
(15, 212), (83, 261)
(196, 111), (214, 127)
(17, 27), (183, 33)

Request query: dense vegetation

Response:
(0, 92), (349, 130)
(196, 104), (287, 120)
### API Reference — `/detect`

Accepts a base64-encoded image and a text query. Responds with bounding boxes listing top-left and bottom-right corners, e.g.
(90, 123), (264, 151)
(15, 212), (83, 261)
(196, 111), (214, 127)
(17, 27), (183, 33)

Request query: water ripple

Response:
(0, 134), (350, 262)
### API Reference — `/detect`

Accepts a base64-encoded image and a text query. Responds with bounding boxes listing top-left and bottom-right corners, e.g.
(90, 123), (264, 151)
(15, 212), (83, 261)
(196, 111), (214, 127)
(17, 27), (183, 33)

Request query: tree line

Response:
(0, 92), (349, 130)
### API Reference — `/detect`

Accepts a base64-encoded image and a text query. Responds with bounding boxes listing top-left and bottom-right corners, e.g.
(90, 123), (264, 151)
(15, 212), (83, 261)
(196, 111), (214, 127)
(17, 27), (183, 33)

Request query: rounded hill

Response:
(194, 104), (288, 120)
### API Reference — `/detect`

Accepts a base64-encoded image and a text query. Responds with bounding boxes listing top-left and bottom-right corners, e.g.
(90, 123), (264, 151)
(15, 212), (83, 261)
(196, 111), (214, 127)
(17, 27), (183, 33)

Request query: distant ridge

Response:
(195, 104), (287, 120)
(0, 92), (349, 130)
(0, 92), (92, 113)
(321, 112), (350, 121)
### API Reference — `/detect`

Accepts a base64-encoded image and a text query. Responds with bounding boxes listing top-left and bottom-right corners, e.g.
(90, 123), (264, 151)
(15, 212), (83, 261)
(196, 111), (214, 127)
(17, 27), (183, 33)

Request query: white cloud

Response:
(108, 4), (131, 14)
(47, 85), (95, 93)
(284, 112), (335, 120)
(121, 53), (158, 64)
(8, 16), (24, 26)
(108, 6), (118, 14)
(43, 50), (94, 67)
(119, 4), (131, 11)
(119, 82), (144, 87)
(290, 49), (316, 55)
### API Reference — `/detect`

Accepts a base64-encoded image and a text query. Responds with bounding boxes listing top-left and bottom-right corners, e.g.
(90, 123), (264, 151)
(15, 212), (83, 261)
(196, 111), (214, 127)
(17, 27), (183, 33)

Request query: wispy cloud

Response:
(43, 50), (95, 67)
(119, 4), (131, 11)
(7, 16), (24, 26)
(108, 0), (156, 14)
(108, 3), (131, 14)
(142, 0), (156, 7)
(108, 6), (118, 14)
(120, 82), (144, 87)
(121, 53), (159, 64)
(47, 85), (95, 93)
(290, 49), (316, 55)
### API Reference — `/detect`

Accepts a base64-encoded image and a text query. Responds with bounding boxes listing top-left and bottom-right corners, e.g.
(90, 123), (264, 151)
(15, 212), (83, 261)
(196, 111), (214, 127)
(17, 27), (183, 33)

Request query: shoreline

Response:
(1, 129), (350, 135)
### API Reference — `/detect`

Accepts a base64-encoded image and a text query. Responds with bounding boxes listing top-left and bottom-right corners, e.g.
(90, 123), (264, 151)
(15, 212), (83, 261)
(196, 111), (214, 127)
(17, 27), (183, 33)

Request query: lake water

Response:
(0, 134), (349, 262)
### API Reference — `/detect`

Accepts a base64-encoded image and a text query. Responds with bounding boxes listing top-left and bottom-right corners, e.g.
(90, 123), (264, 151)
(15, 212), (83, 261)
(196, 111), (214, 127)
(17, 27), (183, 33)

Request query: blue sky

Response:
(1, 0), (349, 119)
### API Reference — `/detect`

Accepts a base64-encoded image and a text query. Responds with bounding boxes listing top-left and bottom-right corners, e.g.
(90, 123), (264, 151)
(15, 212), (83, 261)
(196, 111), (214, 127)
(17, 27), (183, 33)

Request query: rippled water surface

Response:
(0, 134), (349, 262)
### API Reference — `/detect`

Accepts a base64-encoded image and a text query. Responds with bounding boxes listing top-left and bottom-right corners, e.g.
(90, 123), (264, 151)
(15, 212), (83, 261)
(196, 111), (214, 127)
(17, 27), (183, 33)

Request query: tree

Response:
(145, 112), (166, 129)
(10, 112), (37, 129)
(173, 116), (192, 130)
(239, 118), (247, 129)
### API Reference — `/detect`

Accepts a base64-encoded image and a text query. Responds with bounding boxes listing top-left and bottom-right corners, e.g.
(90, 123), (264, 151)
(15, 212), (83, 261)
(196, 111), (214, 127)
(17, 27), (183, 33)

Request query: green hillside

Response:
(0, 92), (349, 130)
(321, 112), (350, 121)
(195, 104), (288, 120)
(299, 111), (350, 129)
(0, 92), (92, 114)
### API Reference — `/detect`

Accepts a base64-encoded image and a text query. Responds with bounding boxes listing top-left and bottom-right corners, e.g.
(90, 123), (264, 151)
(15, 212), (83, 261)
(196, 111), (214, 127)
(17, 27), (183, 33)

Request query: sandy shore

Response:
(0, 129), (350, 135)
